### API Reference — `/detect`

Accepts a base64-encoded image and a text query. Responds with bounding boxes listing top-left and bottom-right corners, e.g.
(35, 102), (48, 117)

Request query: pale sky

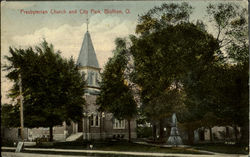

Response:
(1, 1), (247, 104)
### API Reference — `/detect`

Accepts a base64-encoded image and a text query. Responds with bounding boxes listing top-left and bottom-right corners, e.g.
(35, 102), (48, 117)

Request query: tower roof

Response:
(77, 31), (100, 68)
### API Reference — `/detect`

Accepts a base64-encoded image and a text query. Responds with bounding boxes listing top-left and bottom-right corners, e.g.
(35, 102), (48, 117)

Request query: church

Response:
(64, 25), (137, 141)
(2, 24), (137, 142)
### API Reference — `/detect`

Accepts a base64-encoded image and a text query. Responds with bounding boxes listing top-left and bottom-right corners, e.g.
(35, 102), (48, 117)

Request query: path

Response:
(2, 147), (248, 157)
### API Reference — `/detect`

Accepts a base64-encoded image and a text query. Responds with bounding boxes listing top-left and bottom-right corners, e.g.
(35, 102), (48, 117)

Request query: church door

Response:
(199, 129), (205, 141)
(78, 120), (83, 132)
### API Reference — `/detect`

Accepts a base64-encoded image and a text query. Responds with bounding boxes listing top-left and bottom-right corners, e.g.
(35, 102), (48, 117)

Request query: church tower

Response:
(77, 20), (101, 95)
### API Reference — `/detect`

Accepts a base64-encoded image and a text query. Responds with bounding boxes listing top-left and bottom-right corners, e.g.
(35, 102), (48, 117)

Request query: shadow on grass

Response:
(193, 143), (248, 155)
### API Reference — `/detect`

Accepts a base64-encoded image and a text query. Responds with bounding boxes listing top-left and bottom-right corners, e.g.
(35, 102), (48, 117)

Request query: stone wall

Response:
(2, 127), (28, 141)
(27, 125), (66, 141)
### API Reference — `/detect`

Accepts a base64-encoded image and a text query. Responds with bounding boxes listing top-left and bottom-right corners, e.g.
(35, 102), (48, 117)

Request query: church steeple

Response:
(77, 18), (100, 95)
(76, 18), (99, 69)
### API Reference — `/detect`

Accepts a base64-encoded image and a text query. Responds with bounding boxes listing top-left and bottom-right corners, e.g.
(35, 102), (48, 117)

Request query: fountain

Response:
(167, 113), (183, 146)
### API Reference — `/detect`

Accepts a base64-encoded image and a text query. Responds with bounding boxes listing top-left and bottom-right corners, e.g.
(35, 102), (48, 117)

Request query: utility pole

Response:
(87, 17), (89, 32)
(18, 73), (24, 141)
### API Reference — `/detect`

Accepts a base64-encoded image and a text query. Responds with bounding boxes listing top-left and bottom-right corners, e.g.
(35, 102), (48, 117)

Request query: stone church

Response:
(2, 26), (137, 142)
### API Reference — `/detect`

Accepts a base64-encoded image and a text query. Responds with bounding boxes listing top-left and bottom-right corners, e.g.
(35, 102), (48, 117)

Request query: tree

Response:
(132, 2), (248, 145)
(205, 3), (248, 145)
(3, 40), (86, 141)
(132, 2), (223, 142)
(136, 2), (193, 35)
(97, 38), (137, 142)
(131, 22), (220, 142)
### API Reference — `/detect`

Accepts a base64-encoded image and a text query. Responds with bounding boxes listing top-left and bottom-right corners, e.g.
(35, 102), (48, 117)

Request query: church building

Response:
(66, 25), (137, 141)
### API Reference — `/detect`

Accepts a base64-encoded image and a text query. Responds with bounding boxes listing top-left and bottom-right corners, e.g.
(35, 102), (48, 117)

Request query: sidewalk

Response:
(2, 147), (248, 157)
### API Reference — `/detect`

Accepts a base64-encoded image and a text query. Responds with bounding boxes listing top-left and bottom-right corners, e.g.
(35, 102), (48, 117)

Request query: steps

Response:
(66, 132), (83, 141)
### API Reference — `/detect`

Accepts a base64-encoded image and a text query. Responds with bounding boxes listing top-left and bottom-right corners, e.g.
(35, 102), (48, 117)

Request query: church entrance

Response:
(199, 129), (205, 141)
(78, 120), (83, 132)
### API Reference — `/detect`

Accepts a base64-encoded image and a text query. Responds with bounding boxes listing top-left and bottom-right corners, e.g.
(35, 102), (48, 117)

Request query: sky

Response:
(1, 0), (247, 104)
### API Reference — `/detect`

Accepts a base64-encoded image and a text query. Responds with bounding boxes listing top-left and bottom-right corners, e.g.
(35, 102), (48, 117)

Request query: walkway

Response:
(2, 147), (248, 157)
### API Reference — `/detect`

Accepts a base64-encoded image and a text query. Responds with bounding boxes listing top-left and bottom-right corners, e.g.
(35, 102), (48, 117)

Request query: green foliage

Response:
(3, 40), (86, 128)
(205, 3), (248, 145)
(97, 38), (137, 120)
(132, 2), (248, 145)
(137, 126), (152, 138)
(1, 104), (20, 127)
(207, 3), (249, 63)
(131, 23), (219, 123)
(136, 2), (193, 34)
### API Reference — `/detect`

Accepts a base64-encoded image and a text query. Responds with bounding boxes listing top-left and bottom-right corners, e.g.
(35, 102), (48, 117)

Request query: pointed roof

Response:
(77, 31), (100, 68)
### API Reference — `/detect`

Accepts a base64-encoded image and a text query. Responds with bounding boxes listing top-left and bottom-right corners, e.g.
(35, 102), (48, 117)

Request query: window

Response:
(95, 115), (99, 126)
(90, 115), (94, 126)
(113, 119), (125, 129)
(88, 71), (92, 85)
(93, 72), (96, 85)
(18, 128), (21, 137)
(90, 114), (100, 127)
(95, 72), (99, 85)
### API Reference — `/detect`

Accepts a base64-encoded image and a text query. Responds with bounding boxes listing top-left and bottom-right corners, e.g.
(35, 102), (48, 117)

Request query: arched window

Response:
(90, 113), (100, 127)
(95, 72), (99, 85)
(88, 71), (94, 85)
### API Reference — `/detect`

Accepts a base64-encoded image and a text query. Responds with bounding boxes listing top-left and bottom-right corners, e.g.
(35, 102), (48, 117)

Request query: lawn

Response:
(28, 141), (206, 154)
(3, 140), (248, 155)
(194, 143), (248, 155)
(91, 141), (204, 154)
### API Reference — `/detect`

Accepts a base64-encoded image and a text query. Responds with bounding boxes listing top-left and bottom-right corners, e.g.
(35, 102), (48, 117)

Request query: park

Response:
(1, 1), (249, 157)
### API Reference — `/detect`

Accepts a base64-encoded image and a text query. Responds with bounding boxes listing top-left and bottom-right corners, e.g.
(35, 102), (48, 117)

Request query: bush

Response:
(137, 126), (152, 138)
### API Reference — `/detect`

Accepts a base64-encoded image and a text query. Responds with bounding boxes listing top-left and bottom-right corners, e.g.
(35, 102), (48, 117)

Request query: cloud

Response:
(2, 15), (136, 104)
(10, 15), (136, 68)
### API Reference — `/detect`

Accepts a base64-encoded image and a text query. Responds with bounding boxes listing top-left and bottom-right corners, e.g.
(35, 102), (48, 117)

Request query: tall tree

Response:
(97, 38), (137, 142)
(132, 3), (222, 142)
(130, 22), (219, 142)
(3, 40), (86, 141)
(206, 3), (248, 145)
(180, 3), (248, 145)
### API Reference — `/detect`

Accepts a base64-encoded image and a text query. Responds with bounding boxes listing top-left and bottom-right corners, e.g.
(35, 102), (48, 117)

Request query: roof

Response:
(77, 31), (100, 68)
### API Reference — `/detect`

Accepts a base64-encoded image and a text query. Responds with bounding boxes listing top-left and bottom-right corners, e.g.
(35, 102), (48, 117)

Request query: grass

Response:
(3, 140), (248, 155)
(2, 141), (207, 157)
(25, 141), (206, 154)
(92, 141), (204, 154)
(194, 143), (249, 155)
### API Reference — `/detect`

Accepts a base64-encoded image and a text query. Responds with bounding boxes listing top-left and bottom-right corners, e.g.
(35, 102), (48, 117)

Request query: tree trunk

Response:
(159, 119), (164, 142)
(187, 126), (194, 145)
(49, 126), (53, 142)
(152, 124), (157, 141)
(209, 127), (213, 142)
(100, 116), (102, 140)
(233, 125), (238, 142)
(128, 119), (131, 142)
(167, 125), (171, 137)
